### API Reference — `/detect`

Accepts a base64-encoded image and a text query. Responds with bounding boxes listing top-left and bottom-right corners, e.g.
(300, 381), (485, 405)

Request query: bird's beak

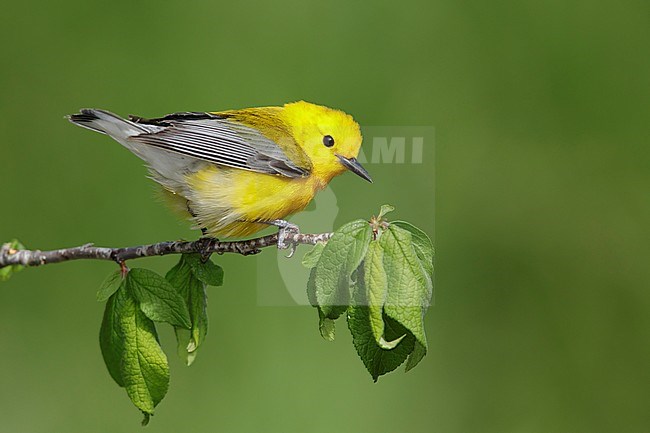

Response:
(336, 154), (373, 183)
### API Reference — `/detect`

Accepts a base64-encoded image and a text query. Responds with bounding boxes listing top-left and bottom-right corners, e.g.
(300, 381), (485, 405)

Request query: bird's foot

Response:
(197, 236), (218, 261)
(267, 219), (300, 258)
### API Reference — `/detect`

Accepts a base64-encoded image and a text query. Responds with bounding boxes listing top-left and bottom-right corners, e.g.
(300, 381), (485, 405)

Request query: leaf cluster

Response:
(303, 205), (434, 381)
(98, 254), (223, 424)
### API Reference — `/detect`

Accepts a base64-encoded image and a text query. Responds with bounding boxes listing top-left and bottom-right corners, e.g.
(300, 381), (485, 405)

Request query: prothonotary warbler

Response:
(67, 101), (371, 248)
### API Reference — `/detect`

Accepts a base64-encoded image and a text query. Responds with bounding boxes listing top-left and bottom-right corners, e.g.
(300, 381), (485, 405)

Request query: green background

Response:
(1, 0), (648, 432)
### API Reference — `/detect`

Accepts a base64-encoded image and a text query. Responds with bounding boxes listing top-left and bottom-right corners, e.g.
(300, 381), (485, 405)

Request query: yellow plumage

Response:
(184, 165), (321, 237)
(68, 101), (371, 239)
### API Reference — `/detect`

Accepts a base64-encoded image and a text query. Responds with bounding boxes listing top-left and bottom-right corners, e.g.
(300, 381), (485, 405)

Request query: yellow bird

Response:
(68, 101), (371, 246)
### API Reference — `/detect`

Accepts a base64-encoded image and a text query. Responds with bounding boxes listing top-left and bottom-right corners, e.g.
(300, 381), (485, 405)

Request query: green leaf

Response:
(405, 341), (427, 372)
(99, 281), (128, 387)
(347, 306), (415, 381)
(166, 257), (194, 364)
(306, 267), (337, 341)
(97, 270), (123, 302)
(388, 222), (434, 371)
(301, 242), (326, 269)
(185, 277), (208, 355)
(305, 242), (337, 340)
(119, 289), (170, 415)
(306, 267), (318, 307)
(99, 278), (170, 416)
(184, 254), (224, 287)
(318, 309), (336, 341)
(128, 268), (191, 329)
(391, 220), (434, 280)
(165, 255), (193, 298)
(378, 204), (395, 219)
(380, 225), (432, 351)
(0, 264), (22, 282)
(363, 241), (390, 347)
(315, 220), (372, 319)
(0, 239), (25, 282)
(165, 255), (210, 365)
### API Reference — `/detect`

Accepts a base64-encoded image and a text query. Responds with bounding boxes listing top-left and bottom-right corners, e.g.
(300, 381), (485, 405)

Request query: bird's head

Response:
(283, 101), (372, 185)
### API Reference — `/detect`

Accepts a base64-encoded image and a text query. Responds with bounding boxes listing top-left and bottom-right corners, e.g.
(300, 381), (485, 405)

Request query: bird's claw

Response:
(275, 220), (300, 258)
(197, 237), (217, 262)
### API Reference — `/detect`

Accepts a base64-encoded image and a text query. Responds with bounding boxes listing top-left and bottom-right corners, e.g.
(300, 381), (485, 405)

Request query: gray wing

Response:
(128, 116), (310, 178)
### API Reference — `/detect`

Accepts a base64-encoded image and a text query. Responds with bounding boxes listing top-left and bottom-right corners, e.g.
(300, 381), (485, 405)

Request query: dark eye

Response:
(323, 135), (335, 147)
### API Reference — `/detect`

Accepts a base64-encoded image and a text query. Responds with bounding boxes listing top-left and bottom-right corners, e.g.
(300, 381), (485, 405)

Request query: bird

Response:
(67, 101), (371, 249)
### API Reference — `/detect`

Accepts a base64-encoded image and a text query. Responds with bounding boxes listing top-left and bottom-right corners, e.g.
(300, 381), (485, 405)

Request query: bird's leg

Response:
(263, 219), (300, 257)
(187, 201), (214, 260)
(187, 200), (208, 234)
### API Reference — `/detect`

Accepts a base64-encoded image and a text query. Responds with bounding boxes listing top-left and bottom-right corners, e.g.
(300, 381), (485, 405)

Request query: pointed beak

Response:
(336, 154), (373, 183)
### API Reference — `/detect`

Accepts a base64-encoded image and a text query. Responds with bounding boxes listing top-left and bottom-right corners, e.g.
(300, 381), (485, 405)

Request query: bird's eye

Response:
(323, 135), (335, 147)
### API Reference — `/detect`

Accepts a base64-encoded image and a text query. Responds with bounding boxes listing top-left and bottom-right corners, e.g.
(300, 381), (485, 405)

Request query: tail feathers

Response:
(68, 108), (202, 188)
(67, 109), (155, 139)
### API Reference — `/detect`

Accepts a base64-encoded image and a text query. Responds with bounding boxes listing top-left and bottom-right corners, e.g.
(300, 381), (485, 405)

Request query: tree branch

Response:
(0, 232), (333, 269)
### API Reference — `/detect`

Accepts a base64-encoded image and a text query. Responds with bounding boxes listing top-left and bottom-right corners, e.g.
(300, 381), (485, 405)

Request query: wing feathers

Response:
(129, 117), (310, 178)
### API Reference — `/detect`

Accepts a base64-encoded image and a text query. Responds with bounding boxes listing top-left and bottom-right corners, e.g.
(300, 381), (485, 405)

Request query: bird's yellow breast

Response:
(184, 165), (327, 238)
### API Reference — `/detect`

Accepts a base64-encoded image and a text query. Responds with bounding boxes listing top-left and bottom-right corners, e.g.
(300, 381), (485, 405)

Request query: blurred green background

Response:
(1, 0), (649, 432)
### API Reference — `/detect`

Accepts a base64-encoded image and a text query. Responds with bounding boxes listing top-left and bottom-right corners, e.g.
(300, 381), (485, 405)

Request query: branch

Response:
(0, 232), (333, 269)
